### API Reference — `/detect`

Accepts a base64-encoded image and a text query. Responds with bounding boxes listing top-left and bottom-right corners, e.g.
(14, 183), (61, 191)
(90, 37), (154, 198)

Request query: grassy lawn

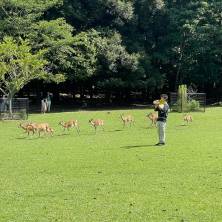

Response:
(0, 108), (222, 222)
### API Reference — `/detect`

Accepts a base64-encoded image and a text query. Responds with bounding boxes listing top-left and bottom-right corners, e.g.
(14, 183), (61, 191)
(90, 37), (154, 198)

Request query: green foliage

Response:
(0, 0), (62, 38)
(0, 0), (222, 97)
(187, 99), (200, 111)
(70, 30), (101, 80)
(0, 37), (47, 94)
(61, 0), (134, 29)
(29, 18), (75, 73)
(0, 36), (64, 114)
(175, 85), (201, 112)
(95, 31), (141, 91)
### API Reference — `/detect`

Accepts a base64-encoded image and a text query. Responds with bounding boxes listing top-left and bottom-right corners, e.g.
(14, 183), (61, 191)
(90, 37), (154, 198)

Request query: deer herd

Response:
(18, 112), (193, 137)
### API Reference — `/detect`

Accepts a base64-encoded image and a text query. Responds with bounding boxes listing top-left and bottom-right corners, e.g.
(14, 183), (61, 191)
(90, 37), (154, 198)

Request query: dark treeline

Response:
(0, 0), (221, 106)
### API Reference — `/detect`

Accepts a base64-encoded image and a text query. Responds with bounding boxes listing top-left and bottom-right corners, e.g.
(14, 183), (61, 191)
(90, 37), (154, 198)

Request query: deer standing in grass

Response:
(184, 114), (193, 124)
(89, 119), (104, 133)
(146, 112), (158, 127)
(18, 123), (35, 136)
(120, 114), (134, 128)
(30, 123), (50, 137)
(59, 120), (80, 134)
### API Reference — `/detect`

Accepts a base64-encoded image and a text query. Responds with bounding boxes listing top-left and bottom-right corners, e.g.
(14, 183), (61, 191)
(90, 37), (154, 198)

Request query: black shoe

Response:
(155, 143), (165, 146)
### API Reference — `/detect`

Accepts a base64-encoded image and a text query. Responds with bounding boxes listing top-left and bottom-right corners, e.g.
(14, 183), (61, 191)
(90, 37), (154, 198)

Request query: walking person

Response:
(0, 95), (7, 112)
(46, 92), (52, 112)
(154, 94), (169, 146)
(41, 99), (47, 114)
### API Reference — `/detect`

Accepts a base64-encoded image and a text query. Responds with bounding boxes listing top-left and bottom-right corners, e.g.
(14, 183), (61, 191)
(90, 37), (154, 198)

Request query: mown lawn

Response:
(0, 108), (222, 222)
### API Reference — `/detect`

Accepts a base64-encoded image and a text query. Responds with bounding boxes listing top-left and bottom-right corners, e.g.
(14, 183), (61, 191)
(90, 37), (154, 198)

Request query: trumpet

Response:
(153, 99), (165, 108)
(153, 100), (160, 105)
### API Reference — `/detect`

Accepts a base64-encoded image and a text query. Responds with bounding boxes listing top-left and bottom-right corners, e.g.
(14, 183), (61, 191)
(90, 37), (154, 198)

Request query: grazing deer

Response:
(184, 114), (193, 124)
(59, 120), (80, 134)
(89, 119), (104, 132)
(18, 123), (35, 136)
(146, 112), (158, 127)
(120, 114), (134, 127)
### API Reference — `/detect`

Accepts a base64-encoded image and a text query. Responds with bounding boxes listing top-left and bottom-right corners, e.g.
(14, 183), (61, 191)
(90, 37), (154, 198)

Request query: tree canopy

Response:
(0, 0), (221, 102)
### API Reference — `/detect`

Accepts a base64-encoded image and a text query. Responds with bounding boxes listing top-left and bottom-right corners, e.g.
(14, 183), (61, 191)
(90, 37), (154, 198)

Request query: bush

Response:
(187, 99), (200, 111)
(172, 99), (200, 112)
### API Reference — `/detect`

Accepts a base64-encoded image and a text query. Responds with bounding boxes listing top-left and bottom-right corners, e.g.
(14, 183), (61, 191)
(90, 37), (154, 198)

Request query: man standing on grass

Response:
(154, 94), (169, 146)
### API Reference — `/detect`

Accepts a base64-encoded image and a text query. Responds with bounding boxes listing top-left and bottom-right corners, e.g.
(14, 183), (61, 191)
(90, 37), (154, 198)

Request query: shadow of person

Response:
(120, 144), (155, 149)
(176, 124), (188, 127)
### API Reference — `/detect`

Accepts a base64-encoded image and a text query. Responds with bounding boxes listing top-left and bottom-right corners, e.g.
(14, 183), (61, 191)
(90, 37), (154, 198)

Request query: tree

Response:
(0, 37), (64, 116)
(61, 0), (134, 30)
(70, 29), (101, 81)
(96, 32), (140, 100)
(0, 0), (62, 39)
(28, 18), (75, 75)
(161, 0), (222, 91)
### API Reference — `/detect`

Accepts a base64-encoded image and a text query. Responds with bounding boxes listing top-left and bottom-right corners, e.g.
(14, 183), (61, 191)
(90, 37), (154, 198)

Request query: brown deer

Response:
(120, 114), (134, 127)
(184, 114), (193, 124)
(18, 123), (35, 136)
(31, 123), (50, 137)
(146, 112), (158, 127)
(89, 119), (104, 133)
(46, 127), (54, 136)
(59, 120), (80, 134)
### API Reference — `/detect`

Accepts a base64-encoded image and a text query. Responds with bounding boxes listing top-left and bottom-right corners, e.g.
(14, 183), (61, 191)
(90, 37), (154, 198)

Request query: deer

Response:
(89, 119), (104, 133)
(18, 122), (35, 136)
(59, 120), (80, 134)
(30, 123), (50, 137)
(46, 127), (54, 136)
(120, 114), (134, 128)
(146, 112), (158, 127)
(184, 114), (193, 124)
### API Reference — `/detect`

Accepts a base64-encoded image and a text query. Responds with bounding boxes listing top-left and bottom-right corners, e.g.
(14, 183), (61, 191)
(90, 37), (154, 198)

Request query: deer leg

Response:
(76, 126), (80, 134)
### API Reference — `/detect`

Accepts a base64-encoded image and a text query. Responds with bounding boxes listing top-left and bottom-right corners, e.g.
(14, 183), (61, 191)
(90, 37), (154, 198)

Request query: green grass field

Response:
(0, 108), (222, 222)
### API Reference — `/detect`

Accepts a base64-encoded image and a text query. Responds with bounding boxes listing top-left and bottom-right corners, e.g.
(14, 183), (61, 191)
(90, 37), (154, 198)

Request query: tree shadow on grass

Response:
(121, 144), (155, 149)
